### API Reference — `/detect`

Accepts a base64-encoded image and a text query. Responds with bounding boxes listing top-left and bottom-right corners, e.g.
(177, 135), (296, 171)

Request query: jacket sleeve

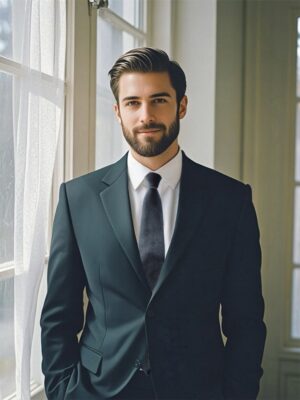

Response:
(221, 184), (267, 400)
(40, 183), (86, 399)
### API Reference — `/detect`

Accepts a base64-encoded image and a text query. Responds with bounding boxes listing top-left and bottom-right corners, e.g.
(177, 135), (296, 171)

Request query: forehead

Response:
(118, 72), (176, 100)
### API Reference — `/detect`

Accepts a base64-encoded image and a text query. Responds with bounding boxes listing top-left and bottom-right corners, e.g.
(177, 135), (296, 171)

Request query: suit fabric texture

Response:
(40, 152), (266, 400)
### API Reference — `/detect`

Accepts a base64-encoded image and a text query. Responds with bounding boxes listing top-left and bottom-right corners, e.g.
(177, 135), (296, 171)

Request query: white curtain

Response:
(13, 1), (66, 399)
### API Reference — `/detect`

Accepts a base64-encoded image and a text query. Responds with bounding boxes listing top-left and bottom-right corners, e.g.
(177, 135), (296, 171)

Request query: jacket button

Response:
(147, 309), (155, 318)
(134, 359), (141, 368)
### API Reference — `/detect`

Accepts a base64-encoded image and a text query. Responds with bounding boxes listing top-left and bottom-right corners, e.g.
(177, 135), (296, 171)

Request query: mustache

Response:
(133, 123), (166, 134)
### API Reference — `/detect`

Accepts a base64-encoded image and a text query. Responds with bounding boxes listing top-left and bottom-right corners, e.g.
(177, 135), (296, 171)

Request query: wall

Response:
(214, 0), (244, 180)
(150, 0), (217, 168)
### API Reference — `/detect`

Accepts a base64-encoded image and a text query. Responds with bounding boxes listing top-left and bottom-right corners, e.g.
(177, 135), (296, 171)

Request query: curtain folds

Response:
(13, 1), (66, 398)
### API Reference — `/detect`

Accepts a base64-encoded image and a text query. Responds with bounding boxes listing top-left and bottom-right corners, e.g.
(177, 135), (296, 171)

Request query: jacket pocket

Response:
(79, 343), (103, 374)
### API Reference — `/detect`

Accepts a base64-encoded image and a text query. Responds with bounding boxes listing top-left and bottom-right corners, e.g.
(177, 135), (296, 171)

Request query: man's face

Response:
(114, 72), (187, 157)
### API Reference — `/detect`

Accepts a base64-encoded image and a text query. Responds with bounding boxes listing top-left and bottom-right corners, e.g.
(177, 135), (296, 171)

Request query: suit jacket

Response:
(40, 151), (266, 400)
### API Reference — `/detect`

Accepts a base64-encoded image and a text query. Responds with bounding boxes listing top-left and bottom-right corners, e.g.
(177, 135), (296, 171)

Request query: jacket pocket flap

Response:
(80, 344), (103, 374)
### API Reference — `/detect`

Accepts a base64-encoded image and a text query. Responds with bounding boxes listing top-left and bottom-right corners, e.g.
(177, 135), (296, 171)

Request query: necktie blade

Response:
(139, 173), (165, 290)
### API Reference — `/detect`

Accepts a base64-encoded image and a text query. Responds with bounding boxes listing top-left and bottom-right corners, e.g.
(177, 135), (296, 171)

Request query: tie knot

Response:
(145, 172), (161, 189)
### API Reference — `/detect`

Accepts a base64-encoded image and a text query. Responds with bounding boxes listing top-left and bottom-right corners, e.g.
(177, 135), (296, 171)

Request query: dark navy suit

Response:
(41, 152), (266, 399)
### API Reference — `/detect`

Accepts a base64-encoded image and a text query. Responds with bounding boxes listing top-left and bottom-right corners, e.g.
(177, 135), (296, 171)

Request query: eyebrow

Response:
(121, 92), (172, 103)
(150, 92), (171, 99)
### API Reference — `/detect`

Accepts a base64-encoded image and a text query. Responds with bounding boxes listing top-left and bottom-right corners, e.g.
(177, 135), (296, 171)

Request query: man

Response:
(41, 48), (266, 400)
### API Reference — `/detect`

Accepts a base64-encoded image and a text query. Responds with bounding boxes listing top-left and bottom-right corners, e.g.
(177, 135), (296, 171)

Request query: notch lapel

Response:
(100, 154), (151, 294)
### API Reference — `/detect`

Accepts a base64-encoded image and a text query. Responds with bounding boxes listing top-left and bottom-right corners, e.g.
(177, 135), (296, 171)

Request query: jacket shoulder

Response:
(66, 164), (112, 186)
(184, 154), (248, 193)
(63, 153), (128, 194)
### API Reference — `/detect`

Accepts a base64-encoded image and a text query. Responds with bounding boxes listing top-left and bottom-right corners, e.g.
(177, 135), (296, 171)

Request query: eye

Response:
(126, 101), (140, 107)
(153, 98), (167, 104)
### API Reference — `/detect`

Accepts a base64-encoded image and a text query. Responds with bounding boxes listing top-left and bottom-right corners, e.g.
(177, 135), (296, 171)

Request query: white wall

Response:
(150, 0), (217, 168)
(174, 0), (217, 168)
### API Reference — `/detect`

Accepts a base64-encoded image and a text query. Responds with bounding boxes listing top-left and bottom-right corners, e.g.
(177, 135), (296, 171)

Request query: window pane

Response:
(293, 186), (300, 264)
(0, 0), (12, 59)
(0, 0), (25, 62)
(297, 18), (300, 97)
(295, 103), (300, 182)
(95, 17), (143, 168)
(109, 0), (144, 30)
(0, 277), (15, 398)
(0, 71), (14, 265)
(291, 268), (300, 338)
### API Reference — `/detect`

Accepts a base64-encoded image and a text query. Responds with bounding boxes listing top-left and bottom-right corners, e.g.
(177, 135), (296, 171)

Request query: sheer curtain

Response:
(12, 1), (66, 398)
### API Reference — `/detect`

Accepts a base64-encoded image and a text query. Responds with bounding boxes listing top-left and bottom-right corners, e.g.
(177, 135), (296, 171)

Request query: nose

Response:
(139, 103), (155, 125)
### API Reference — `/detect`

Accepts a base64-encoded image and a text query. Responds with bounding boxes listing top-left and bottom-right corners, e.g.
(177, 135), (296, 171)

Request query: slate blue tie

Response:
(139, 173), (165, 290)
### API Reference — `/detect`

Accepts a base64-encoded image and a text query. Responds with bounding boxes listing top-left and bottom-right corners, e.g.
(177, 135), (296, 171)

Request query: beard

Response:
(121, 112), (180, 157)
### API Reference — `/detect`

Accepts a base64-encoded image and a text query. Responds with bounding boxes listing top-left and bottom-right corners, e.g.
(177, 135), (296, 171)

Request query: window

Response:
(0, 70), (14, 269)
(0, 0), (66, 398)
(292, 17), (300, 340)
(0, 278), (15, 398)
(0, 1), (17, 396)
(95, 0), (148, 168)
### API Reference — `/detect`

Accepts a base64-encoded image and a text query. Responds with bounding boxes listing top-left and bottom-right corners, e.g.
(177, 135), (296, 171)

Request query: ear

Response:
(114, 103), (122, 124)
(178, 95), (188, 119)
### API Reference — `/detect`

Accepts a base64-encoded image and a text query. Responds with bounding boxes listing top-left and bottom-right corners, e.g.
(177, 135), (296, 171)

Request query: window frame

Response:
(98, 2), (148, 41)
(0, 56), (20, 280)
(283, 8), (300, 351)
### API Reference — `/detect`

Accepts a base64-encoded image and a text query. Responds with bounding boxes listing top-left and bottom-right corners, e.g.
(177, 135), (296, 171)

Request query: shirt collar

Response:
(127, 148), (182, 190)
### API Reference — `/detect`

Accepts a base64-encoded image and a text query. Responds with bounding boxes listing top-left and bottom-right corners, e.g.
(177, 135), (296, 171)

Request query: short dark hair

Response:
(108, 47), (186, 104)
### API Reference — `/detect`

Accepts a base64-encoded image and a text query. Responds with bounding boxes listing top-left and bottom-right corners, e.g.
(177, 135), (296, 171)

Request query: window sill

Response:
(0, 256), (49, 281)
(3, 381), (45, 400)
(0, 262), (14, 280)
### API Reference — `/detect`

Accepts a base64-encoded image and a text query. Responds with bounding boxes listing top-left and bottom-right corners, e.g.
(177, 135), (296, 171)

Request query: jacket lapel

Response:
(150, 152), (213, 302)
(99, 152), (212, 302)
(99, 154), (151, 294)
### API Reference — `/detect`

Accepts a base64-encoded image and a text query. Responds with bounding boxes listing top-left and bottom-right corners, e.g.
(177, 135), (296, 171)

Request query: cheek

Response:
(161, 109), (177, 125)
(120, 111), (138, 127)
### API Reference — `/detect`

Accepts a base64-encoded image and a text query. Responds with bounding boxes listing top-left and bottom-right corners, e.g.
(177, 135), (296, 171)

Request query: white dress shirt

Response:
(127, 149), (182, 256)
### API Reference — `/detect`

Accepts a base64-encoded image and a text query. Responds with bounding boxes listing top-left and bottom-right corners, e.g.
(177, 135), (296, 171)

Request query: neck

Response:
(130, 141), (180, 171)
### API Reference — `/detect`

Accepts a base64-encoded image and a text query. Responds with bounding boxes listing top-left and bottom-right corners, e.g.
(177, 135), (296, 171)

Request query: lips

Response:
(137, 129), (161, 134)
(133, 124), (165, 135)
